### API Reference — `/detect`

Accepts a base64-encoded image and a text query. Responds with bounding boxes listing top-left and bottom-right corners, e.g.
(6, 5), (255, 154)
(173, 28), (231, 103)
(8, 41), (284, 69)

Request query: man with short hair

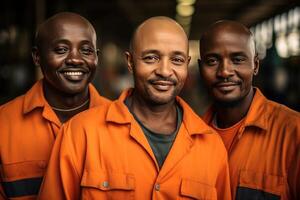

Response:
(198, 20), (300, 200)
(0, 12), (110, 199)
(39, 16), (231, 199)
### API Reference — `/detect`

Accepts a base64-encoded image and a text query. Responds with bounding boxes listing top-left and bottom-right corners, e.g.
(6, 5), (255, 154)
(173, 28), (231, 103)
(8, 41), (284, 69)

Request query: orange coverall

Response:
(203, 88), (300, 200)
(39, 89), (231, 200)
(0, 80), (110, 200)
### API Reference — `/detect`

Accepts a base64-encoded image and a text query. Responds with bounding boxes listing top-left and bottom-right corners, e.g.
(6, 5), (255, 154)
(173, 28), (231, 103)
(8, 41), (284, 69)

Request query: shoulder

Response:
(66, 103), (110, 131)
(0, 95), (25, 117)
(265, 99), (300, 125)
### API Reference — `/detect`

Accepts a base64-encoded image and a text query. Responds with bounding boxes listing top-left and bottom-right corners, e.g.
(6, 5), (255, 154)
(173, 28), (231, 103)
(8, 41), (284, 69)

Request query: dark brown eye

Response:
(205, 57), (218, 66)
(142, 55), (159, 64)
(54, 46), (68, 54)
(81, 47), (95, 55)
(171, 56), (185, 65)
(232, 56), (246, 64)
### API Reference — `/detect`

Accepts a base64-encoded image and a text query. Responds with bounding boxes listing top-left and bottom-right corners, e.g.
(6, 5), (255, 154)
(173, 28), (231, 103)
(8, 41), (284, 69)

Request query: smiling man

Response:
(199, 20), (300, 200)
(39, 16), (231, 200)
(0, 12), (110, 199)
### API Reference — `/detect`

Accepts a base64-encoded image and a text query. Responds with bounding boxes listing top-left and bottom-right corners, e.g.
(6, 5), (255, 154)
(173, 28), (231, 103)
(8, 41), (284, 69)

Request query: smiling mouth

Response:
(63, 71), (84, 76)
(215, 82), (239, 92)
(59, 70), (88, 82)
(151, 81), (174, 91)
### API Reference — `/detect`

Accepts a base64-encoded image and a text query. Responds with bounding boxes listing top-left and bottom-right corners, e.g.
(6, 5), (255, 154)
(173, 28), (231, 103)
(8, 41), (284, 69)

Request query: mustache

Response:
(149, 77), (177, 84)
(213, 78), (241, 86)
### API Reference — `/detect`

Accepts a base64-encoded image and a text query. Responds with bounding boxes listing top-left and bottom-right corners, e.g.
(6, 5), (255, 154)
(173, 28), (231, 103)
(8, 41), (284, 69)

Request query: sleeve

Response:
(215, 151), (232, 200)
(38, 120), (86, 200)
(287, 125), (300, 200)
(0, 112), (7, 200)
(0, 177), (7, 200)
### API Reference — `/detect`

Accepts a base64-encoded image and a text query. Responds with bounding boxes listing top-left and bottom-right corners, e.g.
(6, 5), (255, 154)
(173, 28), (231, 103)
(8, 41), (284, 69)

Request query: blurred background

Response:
(0, 0), (299, 114)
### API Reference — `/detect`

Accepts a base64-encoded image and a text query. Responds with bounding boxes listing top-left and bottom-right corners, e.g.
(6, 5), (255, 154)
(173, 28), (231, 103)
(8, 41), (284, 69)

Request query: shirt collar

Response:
(106, 89), (133, 124)
(202, 87), (268, 131)
(88, 84), (111, 108)
(106, 89), (214, 135)
(23, 80), (108, 126)
(23, 79), (48, 114)
(243, 88), (268, 130)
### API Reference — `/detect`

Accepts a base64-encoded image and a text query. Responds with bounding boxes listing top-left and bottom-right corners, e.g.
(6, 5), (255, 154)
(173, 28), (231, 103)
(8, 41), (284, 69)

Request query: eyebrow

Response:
(203, 52), (248, 58)
(52, 39), (94, 45)
(141, 49), (160, 56)
(141, 49), (187, 58)
(230, 52), (248, 57)
(203, 53), (220, 58)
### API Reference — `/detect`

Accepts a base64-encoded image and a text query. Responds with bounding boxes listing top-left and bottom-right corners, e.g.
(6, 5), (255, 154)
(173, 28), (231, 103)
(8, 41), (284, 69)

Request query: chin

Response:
(61, 86), (87, 95)
(148, 94), (175, 105)
(214, 96), (245, 107)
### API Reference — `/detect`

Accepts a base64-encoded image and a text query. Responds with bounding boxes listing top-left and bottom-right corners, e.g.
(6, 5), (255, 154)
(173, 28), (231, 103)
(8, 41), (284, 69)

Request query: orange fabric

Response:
(0, 79), (110, 200)
(210, 118), (245, 151)
(202, 88), (300, 200)
(39, 89), (231, 200)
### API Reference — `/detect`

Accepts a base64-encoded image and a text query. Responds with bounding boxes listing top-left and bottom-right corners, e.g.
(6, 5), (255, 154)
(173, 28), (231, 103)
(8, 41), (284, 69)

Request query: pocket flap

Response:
(81, 170), (135, 191)
(0, 160), (47, 181)
(239, 170), (284, 195)
(180, 178), (217, 199)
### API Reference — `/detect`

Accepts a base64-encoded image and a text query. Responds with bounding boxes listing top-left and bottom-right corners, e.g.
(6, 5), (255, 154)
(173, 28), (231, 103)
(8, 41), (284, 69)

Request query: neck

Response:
(128, 91), (177, 135)
(43, 80), (90, 123)
(214, 87), (255, 128)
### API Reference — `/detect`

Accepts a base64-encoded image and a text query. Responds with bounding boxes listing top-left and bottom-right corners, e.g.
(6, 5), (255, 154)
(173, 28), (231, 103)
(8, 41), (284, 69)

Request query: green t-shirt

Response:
(125, 99), (183, 168)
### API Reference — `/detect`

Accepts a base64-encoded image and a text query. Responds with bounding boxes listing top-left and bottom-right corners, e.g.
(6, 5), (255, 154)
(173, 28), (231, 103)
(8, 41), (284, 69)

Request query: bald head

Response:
(125, 16), (190, 105)
(35, 12), (96, 49)
(130, 16), (188, 53)
(200, 20), (256, 58)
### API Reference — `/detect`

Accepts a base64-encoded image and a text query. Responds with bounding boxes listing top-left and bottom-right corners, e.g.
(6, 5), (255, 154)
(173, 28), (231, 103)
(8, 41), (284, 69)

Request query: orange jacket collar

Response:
(23, 79), (47, 114)
(203, 87), (268, 131)
(23, 79), (102, 114)
(107, 89), (214, 136)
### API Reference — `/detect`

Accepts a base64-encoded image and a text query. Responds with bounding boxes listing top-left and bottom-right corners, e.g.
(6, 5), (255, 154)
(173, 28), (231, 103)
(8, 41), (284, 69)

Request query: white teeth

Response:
(64, 71), (83, 76)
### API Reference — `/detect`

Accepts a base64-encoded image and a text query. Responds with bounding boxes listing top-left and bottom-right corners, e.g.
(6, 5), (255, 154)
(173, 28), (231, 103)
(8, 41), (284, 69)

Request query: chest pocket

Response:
(80, 170), (135, 200)
(236, 170), (284, 200)
(0, 160), (46, 198)
(178, 178), (217, 200)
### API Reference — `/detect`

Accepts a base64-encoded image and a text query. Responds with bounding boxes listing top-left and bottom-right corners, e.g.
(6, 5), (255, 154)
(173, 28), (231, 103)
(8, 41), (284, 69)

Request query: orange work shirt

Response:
(0, 80), (110, 200)
(202, 88), (300, 200)
(210, 117), (245, 151)
(39, 89), (231, 200)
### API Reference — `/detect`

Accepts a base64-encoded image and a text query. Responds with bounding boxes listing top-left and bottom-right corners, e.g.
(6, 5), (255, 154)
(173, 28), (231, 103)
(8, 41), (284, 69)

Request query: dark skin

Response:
(199, 20), (259, 128)
(125, 17), (190, 135)
(32, 12), (99, 123)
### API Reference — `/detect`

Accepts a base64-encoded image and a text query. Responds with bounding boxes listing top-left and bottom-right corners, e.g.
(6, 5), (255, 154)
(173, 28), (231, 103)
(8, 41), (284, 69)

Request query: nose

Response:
(65, 49), (84, 66)
(155, 58), (173, 77)
(217, 59), (234, 79)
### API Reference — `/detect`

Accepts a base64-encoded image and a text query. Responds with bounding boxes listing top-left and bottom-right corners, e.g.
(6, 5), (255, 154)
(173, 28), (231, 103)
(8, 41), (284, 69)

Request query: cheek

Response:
(41, 54), (64, 69)
(175, 65), (188, 77)
(86, 56), (98, 67)
(201, 69), (215, 85)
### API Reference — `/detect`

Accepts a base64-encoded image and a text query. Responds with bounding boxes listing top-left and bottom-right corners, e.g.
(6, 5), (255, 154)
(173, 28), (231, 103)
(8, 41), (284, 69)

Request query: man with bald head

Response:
(39, 16), (231, 199)
(0, 12), (110, 199)
(198, 20), (300, 199)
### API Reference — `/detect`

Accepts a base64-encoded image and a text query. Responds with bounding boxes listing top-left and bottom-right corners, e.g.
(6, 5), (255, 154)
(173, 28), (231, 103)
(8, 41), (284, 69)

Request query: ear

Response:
(125, 51), (134, 73)
(95, 49), (100, 66)
(197, 58), (203, 72)
(31, 46), (40, 68)
(253, 54), (259, 76)
(187, 56), (191, 65)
